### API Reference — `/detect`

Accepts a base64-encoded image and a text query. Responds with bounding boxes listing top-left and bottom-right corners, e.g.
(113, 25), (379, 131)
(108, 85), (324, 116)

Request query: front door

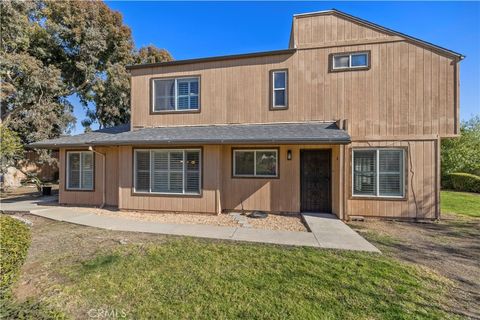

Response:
(300, 149), (332, 212)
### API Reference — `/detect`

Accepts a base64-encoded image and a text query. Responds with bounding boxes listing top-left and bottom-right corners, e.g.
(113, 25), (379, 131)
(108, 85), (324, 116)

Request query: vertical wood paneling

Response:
(347, 140), (436, 219)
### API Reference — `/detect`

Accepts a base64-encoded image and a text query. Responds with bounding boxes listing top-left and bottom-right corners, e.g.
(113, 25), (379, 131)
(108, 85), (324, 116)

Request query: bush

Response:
(442, 173), (480, 193)
(0, 298), (67, 320)
(0, 215), (31, 298)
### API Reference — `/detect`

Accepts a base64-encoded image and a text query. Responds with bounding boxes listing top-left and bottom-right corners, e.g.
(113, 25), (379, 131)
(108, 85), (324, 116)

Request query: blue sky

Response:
(72, 1), (479, 133)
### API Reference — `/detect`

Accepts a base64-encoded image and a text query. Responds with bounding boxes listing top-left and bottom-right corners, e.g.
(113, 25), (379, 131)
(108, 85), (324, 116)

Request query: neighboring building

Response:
(31, 10), (463, 220)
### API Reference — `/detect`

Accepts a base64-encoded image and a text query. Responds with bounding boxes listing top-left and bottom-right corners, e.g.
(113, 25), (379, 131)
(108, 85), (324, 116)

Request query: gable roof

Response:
(124, 9), (463, 71)
(293, 9), (464, 60)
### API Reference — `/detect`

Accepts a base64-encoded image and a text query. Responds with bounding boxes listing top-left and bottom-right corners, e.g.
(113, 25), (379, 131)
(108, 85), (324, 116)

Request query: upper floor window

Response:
(270, 70), (288, 109)
(152, 77), (200, 112)
(67, 151), (94, 190)
(352, 148), (405, 198)
(331, 52), (369, 71)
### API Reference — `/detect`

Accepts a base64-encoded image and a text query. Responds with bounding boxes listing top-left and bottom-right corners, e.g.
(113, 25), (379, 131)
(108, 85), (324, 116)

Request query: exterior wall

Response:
(291, 13), (392, 48)
(346, 139), (440, 219)
(220, 145), (340, 215)
(117, 145), (222, 214)
(130, 17), (458, 138)
(59, 147), (119, 207)
(112, 144), (341, 216)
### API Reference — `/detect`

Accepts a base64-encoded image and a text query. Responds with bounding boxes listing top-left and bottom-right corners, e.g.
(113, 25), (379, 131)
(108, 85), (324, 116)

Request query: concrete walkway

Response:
(1, 198), (379, 253)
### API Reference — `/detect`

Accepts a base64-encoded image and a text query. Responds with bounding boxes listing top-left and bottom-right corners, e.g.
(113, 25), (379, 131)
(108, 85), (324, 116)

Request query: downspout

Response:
(88, 146), (106, 209)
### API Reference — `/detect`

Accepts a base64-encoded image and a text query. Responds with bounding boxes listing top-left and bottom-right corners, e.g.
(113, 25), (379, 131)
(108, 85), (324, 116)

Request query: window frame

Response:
(351, 148), (406, 199)
(133, 148), (202, 196)
(269, 69), (288, 110)
(330, 51), (370, 72)
(232, 148), (279, 178)
(151, 76), (201, 114)
(65, 151), (95, 191)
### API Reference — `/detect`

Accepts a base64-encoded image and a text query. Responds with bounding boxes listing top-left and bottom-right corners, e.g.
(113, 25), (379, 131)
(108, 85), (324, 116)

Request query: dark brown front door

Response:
(300, 149), (332, 213)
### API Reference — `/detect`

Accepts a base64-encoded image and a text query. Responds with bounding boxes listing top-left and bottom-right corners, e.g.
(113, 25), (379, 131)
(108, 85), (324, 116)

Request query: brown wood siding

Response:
(131, 41), (457, 139)
(293, 14), (392, 49)
(59, 147), (119, 206)
(346, 140), (438, 219)
(221, 145), (340, 215)
(117, 145), (222, 214)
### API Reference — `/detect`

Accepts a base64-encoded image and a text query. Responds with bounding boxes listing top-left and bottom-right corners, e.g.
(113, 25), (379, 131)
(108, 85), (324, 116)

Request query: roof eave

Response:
(92, 138), (351, 146)
(126, 49), (296, 70)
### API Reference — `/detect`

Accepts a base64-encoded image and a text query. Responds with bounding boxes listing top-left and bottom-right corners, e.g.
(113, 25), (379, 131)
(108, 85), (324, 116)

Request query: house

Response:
(31, 9), (463, 220)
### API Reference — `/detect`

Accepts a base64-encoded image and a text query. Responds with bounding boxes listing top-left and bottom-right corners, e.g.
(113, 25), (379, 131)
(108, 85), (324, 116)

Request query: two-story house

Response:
(32, 9), (463, 220)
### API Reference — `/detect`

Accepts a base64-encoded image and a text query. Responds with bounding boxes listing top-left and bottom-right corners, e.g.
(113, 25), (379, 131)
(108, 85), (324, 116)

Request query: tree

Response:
(1, 0), (172, 149)
(441, 115), (480, 177)
(135, 45), (172, 64)
(0, 125), (23, 174)
(0, 1), (75, 148)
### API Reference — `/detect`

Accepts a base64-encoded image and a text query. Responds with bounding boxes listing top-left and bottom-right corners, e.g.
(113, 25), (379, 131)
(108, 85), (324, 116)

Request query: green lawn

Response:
(441, 190), (480, 217)
(58, 239), (457, 319)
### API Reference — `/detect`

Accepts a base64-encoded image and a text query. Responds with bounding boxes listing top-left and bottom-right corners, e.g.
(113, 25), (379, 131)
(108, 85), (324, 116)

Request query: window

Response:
(352, 149), (405, 198)
(271, 70), (288, 108)
(152, 77), (199, 112)
(134, 149), (201, 194)
(67, 151), (94, 190)
(233, 149), (278, 177)
(332, 52), (369, 71)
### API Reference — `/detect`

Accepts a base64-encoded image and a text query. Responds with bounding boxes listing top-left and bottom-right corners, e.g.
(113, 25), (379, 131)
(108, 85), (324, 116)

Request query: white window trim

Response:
(233, 149), (278, 178)
(66, 151), (94, 191)
(351, 148), (405, 198)
(152, 77), (200, 112)
(133, 149), (202, 195)
(272, 71), (287, 108)
(332, 52), (369, 70)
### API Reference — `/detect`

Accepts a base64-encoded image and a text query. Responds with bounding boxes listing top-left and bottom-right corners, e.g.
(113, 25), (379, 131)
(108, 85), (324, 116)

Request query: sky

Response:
(72, 1), (479, 133)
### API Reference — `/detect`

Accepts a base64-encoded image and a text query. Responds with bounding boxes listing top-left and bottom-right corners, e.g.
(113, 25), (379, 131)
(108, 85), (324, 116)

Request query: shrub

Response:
(0, 298), (67, 320)
(443, 173), (480, 193)
(0, 215), (31, 298)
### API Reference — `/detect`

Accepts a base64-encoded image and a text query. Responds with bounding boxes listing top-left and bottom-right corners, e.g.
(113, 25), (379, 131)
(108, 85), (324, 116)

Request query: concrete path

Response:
(1, 198), (379, 253)
(301, 213), (380, 252)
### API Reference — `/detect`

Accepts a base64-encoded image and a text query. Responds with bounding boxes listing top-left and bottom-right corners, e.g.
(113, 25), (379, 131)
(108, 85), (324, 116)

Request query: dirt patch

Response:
(348, 214), (480, 319)
(0, 184), (59, 201)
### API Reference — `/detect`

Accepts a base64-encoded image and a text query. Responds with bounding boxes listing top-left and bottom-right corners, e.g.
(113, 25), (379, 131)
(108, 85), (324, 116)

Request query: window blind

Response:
(134, 149), (201, 194)
(352, 149), (404, 197)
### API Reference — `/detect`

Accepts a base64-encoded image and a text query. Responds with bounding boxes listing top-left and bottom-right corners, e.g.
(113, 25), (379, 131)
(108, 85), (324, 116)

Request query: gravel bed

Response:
(38, 203), (308, 232)
(245, 214), (307, 232)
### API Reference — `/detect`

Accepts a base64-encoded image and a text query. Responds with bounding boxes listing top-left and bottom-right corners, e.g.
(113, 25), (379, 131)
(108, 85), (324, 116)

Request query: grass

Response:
(441, 190), (480, 217)
(59, 238), (458, 319)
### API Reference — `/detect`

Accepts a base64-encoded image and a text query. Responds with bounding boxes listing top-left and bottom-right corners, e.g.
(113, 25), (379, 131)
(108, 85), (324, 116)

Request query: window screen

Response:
(352, 149), (404, 197)
(233, 150), (278, 177)
(134, 149), (201, 194)
(272, 70), (287, 108)
(332, 52), (369, 70)
(67, 151), (94, 190)
(153, 77), (199, 112)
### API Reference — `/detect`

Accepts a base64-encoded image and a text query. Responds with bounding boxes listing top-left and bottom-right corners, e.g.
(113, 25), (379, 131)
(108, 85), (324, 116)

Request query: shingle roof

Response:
(29, 123), (131, 148)
(96, 122), (350, 145)
(29, 122), (350, 148)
